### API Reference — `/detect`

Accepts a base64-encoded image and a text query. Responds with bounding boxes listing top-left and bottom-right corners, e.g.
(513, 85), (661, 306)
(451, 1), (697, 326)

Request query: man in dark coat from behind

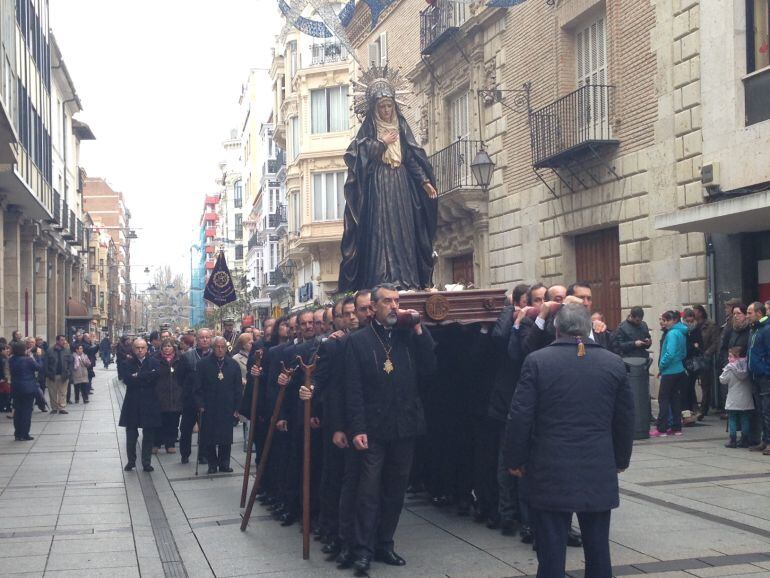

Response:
(194, 336), (242, 474)
(119, 339), (161, 472)
(346, 283), (437, 573)
(503, 304), (634, 578)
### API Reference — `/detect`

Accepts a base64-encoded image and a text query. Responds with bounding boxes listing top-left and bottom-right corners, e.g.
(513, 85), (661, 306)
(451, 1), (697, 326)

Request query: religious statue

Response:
(338, 67), (439, 292)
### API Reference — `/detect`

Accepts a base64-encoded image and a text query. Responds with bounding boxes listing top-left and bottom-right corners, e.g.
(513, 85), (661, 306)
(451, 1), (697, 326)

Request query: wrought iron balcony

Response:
(61, 204), (74, 239)
(310, 42), (347, 66)
(248, 231), (264, 250)
(266, 204), (288, 229)
(420, 0), (468, 55)
(263, 270), (286, 287)
(52, 190), (61, 224)
(530, 84), (618, 169)
(430, 138), (484, 196)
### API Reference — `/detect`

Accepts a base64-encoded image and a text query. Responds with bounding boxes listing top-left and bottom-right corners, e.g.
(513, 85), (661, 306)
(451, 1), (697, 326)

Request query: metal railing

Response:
(248, 232), (263, 250)
(429, 138), (483, 196)
(420, 0), (468, 54)
(310, 42), (347, 66)
(266, 204), (288, 229)
(530, 84), (616, 168)
(52, 190), (61, 224)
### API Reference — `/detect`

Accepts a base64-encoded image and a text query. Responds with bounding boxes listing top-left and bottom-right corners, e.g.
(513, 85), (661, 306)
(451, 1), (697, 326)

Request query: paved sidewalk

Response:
(4, 367), (770, 577)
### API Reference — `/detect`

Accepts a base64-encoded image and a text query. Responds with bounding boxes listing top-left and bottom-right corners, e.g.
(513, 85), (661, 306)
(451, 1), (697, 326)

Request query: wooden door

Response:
(451, 253), (475, 285)
(575, 227), (621, 329)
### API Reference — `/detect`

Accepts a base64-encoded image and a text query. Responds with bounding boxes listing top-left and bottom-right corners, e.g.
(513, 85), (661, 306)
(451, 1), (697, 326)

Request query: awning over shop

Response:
(655, 190), (770, 233)
(66, 298), (90, 319)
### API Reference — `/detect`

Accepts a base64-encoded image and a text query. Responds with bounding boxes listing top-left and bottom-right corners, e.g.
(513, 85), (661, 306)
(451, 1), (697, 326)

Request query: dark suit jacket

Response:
(119, 356), (161, 429)
(193, 355), (242, 445)
(346, 324), (437, 441)
(502, 338), (634, 512)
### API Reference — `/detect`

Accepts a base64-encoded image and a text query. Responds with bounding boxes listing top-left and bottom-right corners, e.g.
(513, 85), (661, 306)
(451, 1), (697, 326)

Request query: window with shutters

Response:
(289, 116), (300, 161)
(448, 90), (470, 142)
(368, 32), (388, 67)
(235, 214), (243, 240)
(576, 14), (610, 139)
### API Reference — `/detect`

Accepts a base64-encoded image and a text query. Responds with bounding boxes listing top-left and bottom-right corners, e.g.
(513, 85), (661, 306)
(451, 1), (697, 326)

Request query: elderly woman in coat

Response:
(119, 339), (161, 472)
(231, 332), (253, 450)
(152, 338), (185, 454)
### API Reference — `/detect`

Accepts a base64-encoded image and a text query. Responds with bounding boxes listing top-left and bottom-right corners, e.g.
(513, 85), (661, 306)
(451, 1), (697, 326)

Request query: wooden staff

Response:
(297, 353), (318, 560)
(240, 349), (264, 508)
(241, 361), (296, 532)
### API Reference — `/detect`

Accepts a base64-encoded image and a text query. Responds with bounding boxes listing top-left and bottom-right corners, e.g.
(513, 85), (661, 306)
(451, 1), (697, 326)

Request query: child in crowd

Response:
(720, 346), (754, 448)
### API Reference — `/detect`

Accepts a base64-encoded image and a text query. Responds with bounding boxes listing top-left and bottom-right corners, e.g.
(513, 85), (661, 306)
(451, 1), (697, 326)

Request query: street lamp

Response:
(471, 146), (495, 192)
(278, 258), (296, 280)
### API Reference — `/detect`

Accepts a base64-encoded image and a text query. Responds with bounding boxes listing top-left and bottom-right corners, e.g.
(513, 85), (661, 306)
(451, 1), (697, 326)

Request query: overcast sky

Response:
(50, 1), (282, 290)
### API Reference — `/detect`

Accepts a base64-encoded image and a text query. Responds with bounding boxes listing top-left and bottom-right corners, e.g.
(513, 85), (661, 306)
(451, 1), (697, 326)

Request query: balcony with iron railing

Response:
(309, 41), (347, 66)
(530, 84), (618, 169)
(61, 204), (74, 239)
(266, 204), (288, 229)
(248, 231), (264, 251)
(263, 270), (287, 287)
(52, 190), (61, 224)
(420, 0), (468, 55)
(430, 138), (484, 196)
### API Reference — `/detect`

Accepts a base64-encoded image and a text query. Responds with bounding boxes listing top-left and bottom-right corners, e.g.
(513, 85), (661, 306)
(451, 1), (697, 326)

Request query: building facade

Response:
(271, 24), (352, 308)
(215, 131), (245, 274)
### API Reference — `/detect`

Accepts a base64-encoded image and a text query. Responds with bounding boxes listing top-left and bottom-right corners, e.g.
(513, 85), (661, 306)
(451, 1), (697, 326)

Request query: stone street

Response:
(3, 367), (770, 577)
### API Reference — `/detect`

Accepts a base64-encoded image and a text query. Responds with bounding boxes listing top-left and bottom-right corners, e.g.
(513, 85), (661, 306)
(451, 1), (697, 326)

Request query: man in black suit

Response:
(346, 284), (437, 573)
(119, 339), (161, 472)
(194, 337), (242, 474)
(178, 329), (212, 464)
(503, 304), (634, 578)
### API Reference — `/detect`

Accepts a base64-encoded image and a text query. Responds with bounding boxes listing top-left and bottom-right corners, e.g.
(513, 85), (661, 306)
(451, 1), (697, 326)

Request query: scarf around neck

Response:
(375, 111), (401, 168)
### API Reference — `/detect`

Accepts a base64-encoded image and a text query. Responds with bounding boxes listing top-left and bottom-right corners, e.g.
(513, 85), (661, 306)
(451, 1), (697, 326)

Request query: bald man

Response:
(119, 339), (161, 472)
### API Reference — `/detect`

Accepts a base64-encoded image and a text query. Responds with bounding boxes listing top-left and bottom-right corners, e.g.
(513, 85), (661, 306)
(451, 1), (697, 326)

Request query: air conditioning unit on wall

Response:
(701, 162), (721, 197)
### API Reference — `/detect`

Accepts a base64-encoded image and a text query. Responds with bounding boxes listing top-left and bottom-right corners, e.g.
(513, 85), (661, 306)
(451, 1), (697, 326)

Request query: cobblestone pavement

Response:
(4, 367), (770, 577)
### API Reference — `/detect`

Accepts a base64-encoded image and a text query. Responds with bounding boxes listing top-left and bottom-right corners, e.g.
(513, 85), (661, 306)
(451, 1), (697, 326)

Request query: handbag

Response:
(685, 356), (707, 375)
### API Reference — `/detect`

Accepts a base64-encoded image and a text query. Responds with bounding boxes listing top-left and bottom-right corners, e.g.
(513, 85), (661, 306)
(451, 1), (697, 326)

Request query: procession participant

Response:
(222, 318), (237, 348)
(178, 329), (212, 464)
(152, 338), (184, 454)
(346, 284), (437, 572)
(119, 339), (161, 472)
(232, 332), (254, 450)
(274, 310), (321, 527)
(547, 285), (567, 304)
(99, 335), (112, 368)
(147, 331), (161, 356)
(503, 304), (633, 578)
(194, 336), (242, 474)
(313, 308), (327, 338)
(288, 314), (299, 343)
(313, 296), (356, 556)
(255, 316), (293, 510)
(335, 289), (371, 568)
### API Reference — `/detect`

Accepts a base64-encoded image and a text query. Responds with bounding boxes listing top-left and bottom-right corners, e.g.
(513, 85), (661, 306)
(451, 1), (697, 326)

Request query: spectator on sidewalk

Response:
(611, 306), (652, 359)
(682, 308), (703, 414)
(0, 343), (11, 413)
(749, 303), (770, 454)
(119, 338), (161, 472)
(693, 305), (719, 419)
(99, 335), (112, 368)
(721, 346), (754, 448)
(503, 304), (634, 578)
(71, 344), (92, 404)
(652, 311), (688, 437)
(45, 335), (73, 415)
(9, 341), (43, 441)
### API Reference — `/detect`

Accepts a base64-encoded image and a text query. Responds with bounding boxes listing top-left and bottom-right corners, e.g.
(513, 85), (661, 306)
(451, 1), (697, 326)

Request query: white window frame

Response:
(289, 116), (300, 161)
(310, 85), (349, 134)
(368, 32), (388, 67)
(448, 90), (470, 142)
(576, 14), (610, 139)
(312, 171), (346, 222)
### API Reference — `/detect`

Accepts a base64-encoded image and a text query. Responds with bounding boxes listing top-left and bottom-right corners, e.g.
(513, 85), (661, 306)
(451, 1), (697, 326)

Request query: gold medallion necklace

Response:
(216, 358), (225, 381)
(370, 324), (394, 374)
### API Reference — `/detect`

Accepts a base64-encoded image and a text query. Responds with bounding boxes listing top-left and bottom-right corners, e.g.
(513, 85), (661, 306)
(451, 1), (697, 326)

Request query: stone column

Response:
(34, 241), (49, 340)
(473, 214), (490, 289)
(19, 222), (36, 337)
(3, 207), (22, 334)
(47, 248), (59, 340)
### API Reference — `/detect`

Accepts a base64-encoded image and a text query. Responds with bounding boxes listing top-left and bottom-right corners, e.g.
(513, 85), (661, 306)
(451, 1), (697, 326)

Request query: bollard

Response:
(623, 357), (652, 440)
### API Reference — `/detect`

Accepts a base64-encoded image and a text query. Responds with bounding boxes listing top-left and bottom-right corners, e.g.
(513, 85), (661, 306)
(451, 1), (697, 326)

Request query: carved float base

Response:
(399, 289), (507, 326)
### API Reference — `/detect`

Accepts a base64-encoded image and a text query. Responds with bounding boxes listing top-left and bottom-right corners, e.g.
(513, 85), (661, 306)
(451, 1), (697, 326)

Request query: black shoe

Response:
(322, 539), (342, 556)
(336, 548), (355, 568)
(725, 438), (738, 448)
(58, 410), (68, 415)
(501, 519), (518, 536)
(181, 456), (189, 464)
(124, 463), (136, 471)
(270, 508), (286, 520)
(198, 457), (208, 465)
(520, 525), (534, 544)
(486, 515), (501, 530)
(143, 465), (154, 472)
(279, 512), (296, 526)
(567, 527), (582, 547)
(207, 466), (218, 475)
(219, 466), (233, 473)
(374, 549), (406, 566)
(739, 436), (752, 448)
(353, 554), (371, 574)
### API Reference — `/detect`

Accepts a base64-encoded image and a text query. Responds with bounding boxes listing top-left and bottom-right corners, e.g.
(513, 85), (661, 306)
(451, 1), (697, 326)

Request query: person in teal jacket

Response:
(652, 311), (689, 436)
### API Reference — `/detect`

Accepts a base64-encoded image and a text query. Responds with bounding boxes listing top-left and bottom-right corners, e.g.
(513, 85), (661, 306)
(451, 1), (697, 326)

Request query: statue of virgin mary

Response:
(338, 67), (438, 292)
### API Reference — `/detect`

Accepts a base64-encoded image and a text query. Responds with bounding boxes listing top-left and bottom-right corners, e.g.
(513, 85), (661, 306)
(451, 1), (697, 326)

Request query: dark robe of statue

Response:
(338, 103), (438, 292)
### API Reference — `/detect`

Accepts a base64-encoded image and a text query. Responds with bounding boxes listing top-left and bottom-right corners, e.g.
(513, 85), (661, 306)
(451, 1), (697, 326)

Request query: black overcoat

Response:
(119, 356), (162, 429)
(194, 355), (242, 446)
(154, 353), (185, 413)
(345, 324), (437, 440)
(502, 338), (634, 512)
